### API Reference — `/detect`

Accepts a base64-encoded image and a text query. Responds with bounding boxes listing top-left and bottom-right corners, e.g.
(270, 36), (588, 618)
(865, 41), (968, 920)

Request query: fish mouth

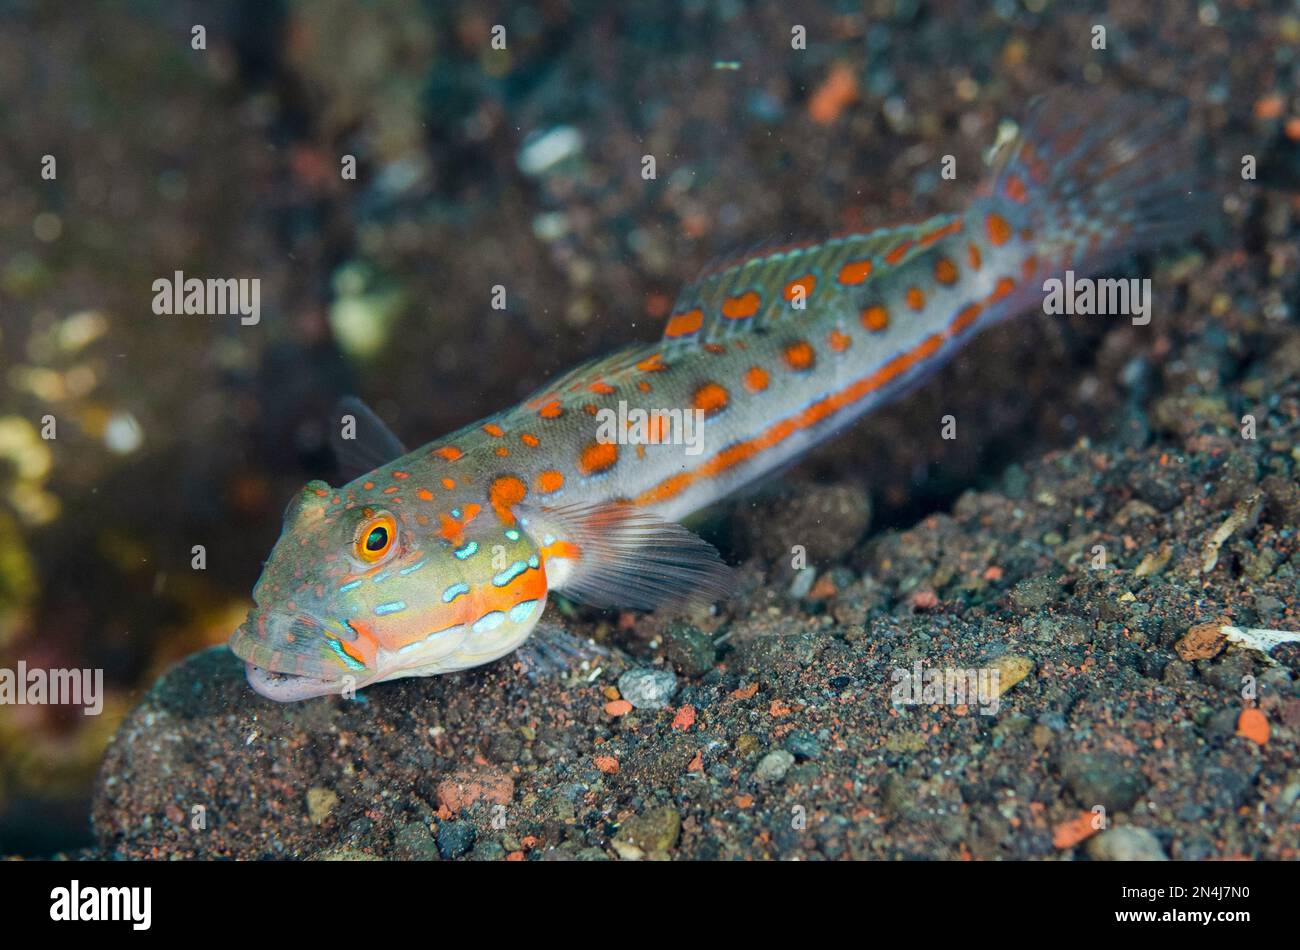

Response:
(230, 609), (376, 702)
(243, 662), (353, 702)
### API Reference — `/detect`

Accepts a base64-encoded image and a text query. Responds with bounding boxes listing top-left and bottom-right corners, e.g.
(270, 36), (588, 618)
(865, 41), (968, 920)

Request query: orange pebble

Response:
(672, 705), (696, 730)
(1236, 707), (1269, 745)
(1052, 811), (1101, 849)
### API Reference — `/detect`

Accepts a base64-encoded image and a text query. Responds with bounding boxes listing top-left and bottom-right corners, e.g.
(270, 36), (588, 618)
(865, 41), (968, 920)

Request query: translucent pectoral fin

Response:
(512, 623), (612, 680)
(535, 501), (733, 611)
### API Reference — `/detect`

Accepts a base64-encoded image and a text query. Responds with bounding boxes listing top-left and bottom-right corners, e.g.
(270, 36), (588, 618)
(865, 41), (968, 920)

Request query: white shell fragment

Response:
(1221, 625), (1300, 665)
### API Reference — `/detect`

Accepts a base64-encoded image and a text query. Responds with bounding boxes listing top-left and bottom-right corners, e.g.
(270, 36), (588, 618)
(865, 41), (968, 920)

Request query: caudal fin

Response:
(977, 87), (1207, 275)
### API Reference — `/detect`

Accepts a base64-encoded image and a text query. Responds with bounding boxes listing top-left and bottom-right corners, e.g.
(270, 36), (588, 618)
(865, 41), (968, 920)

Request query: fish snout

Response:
(229, 608), (378, 700)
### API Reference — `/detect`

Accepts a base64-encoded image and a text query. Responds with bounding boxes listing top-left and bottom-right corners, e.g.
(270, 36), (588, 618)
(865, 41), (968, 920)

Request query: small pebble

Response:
(617, 668), (678, 710)
(306, 787), (338, 825)
(753, 749), (795, 783)
(1086, 826), (1168, 861)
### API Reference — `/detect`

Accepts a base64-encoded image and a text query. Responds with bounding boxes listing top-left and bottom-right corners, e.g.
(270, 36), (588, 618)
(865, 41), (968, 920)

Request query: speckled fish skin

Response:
(230, 89), (1199, 700)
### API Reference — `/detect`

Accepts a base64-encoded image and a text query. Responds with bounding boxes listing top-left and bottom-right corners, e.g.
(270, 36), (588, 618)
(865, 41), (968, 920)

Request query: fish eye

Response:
(354, 512), (397, 563)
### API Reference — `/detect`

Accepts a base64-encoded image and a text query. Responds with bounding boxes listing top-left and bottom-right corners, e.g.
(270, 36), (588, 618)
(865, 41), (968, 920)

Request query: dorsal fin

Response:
(516, 344), (647, 413)
(660, 214), (963, 348)
(332, 396), (409, 482)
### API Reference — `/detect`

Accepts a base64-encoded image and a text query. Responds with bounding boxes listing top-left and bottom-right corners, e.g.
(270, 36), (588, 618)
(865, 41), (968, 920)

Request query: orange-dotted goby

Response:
(231, 89), (1201, 700)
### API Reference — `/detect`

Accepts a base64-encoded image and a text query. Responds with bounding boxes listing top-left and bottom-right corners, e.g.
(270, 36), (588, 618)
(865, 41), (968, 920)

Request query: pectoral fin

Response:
(534, 502), (732, 611)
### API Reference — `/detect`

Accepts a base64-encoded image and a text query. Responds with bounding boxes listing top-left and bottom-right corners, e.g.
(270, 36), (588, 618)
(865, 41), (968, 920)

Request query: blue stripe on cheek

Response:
(399, 559), (428, 576)
(471, 611), (506, 634)
(492, 560), (528, 587)
(374, 600), (408, 616)
(508, 599), (539, 623)
(454, 541), (479, 560)
(442, 582), (470, 603)
(325, 637), (366, 670)
(338, 580), (363, 593)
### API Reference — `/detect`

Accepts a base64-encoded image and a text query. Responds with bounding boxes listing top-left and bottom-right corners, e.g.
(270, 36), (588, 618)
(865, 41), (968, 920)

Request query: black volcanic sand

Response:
(92, 314), (1300, 858)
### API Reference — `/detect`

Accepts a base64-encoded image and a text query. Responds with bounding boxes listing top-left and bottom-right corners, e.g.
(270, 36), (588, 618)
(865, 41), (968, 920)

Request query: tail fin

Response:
(977, 87), (1207, 275)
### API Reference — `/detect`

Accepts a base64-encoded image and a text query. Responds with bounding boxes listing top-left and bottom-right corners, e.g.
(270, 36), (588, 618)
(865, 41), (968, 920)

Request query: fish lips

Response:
(229, 610), (372, 701)
(243, 662), (354, 702)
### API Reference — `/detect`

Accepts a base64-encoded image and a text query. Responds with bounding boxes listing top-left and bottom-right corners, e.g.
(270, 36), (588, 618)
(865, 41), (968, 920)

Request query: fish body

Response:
(231, 90), (1200, 700)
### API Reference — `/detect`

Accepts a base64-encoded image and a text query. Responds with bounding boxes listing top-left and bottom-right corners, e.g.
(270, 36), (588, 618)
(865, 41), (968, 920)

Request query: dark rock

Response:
(1058, 750), (1148, 813)
(436, 821), (476, 860)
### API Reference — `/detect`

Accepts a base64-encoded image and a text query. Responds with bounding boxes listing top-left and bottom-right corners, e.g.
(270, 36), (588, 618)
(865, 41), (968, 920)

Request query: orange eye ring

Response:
(355, 513), (397, 563)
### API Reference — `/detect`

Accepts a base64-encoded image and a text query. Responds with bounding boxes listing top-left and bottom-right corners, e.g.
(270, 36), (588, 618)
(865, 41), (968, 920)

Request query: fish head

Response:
(229, 478), (550, 701)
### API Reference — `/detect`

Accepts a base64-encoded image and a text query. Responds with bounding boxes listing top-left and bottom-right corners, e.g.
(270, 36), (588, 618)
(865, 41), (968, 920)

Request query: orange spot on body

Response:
(906, 287), (925, 311)
(783, 340), (816, 371)
(986, 212), (1012, 246)
(588, 380), (615, 395)
(482, 423), (504, 437)
(743, 366), (769, 392)
(861, 305), (889, 332)
(520, 433), (540, 447)
(488, 475), (528, 525)
(702, 343), (727, 355)
(783, 274), (817, 303)
(417, 488), (435, 501)
(634, 331), (948, 507)
(439, 502), (481, 543)
(837, 259), (873, 285)
(665, 309), (703, 338)
(536, 470), (565, 494)
(934, 258), (957, 284)
(1003, 174), (1028, 203)
(828, 329), (852, 352)
(721, 291), (761, 320)
(967, 242), (982, 270)
(362, 481), (375, 491)
(434, 446), (463, 461)
(1021, 255), (1039, 280)
(693, 382), (729, 416)
(495, 446), (510, 457)
(884, 241), (912, 265)
(990, 276), (1016, 301)
(441, 478), (456, 490)
(949, 302), (983, 335)
(579, 441), (619, 475)
(919, 219), (964, 246)
(539, 401), (563, 419)
(637, 353), (667, 372)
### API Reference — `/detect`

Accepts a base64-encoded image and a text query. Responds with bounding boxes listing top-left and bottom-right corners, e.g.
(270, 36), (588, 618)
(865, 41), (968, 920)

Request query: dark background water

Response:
(1, 0), (1294, 855)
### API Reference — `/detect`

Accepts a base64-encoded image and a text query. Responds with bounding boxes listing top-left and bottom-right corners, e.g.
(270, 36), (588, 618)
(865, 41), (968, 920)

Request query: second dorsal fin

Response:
(660, 214), (963, 348)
